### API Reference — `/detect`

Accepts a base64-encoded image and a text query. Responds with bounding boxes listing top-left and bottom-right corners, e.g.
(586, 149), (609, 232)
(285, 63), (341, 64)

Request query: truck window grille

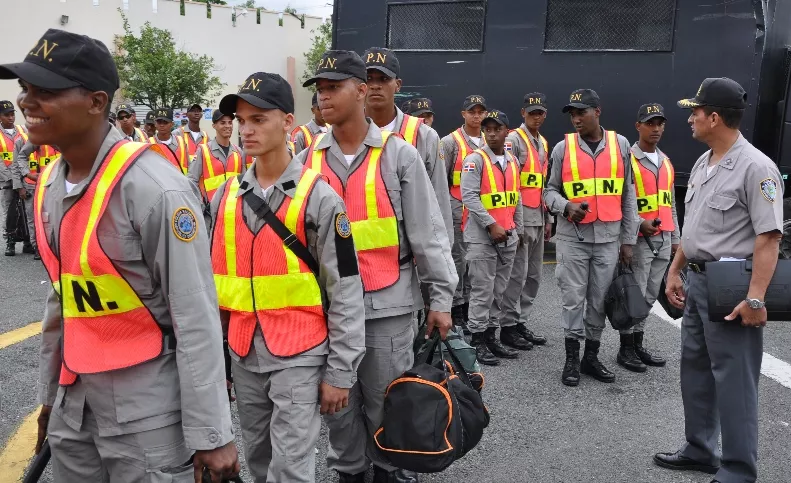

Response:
(386, 0), (486, 52)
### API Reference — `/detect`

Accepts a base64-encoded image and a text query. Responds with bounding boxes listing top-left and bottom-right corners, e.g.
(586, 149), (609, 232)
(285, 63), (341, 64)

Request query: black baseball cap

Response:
(188, 103), (202, 112)
(155, 108), (174, 122)
(406, 98), (433, 116)
(678, 77), (747, 109)
(463, 94), (487, 111)
(212, 109), (232, 123)
(116, 104), (134, 116)
(311, 91), (318, 106)
(482, 109), (509, 127)
(562, 89), (600, 113)
(523, 92), (547, 112)
(303, 50), (367, 87)
(145, 110), (155, 124)
(220, 72), (294, 115)
(0, 29), (118, 95)
(363, 47), (400, 79)
(0, 101), (14, 114)
(637, 103), (666, 122)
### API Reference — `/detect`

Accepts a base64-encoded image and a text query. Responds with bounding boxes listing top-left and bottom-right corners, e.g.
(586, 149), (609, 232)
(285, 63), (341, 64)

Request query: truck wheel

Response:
(782, 198), (791, 259)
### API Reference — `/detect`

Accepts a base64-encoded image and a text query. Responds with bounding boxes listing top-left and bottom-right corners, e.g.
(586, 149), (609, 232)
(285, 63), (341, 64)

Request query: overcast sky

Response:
(228, 0), (333, 19)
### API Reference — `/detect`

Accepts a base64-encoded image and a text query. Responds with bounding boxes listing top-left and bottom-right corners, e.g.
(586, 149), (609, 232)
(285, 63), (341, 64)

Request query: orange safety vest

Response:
(182, 129), (208, 162)
(631, 153), (675, 234)
(449, 128), (483, 201)
(211, 169), (327, 358)
(397, 115), (422, 147)
(291, 124), (314, 149)
(513, 128), (549, 209)
(0, 128), (17, 167)
(561, 131), (625, 223)
(200, 144), (243, 202)
(133, 127), (149, 142)
(149, 136), (188, 174)
(308, 132), (401, 292)
(244, 154), (255, 169)
(463, 149), (519, 231)
(34, 141), (166, 386)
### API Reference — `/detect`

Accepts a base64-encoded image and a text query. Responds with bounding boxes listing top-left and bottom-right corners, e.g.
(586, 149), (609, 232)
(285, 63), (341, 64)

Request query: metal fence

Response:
(387, 0), (486, 52)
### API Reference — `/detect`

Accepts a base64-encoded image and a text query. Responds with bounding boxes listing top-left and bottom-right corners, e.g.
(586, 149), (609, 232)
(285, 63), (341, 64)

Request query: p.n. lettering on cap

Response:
(318, 56), (338, 70)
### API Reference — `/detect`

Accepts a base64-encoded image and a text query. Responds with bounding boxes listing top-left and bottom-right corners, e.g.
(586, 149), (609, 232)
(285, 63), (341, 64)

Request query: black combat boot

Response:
(338, 471), (366, 483)
(451, 305), (466, 332)
(580, 339), (616, 383)
(616, 333), (647, 373)
(634, 331), (666, 367)
(562, 338), (581, 387)
(515, 323), (547, 345)
(471, 332), (499, 366)
(33, 250), (41, 261)
(500, 325), (533, 350)
(484, 327), (518, 359)
(373, 466), (419, 483)
(22, 242), (35, 254)
(5, 239), (14, 256)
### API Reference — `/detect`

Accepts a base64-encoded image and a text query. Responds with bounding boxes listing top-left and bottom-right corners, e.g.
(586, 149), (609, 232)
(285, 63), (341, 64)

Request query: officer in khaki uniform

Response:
(544, 89), (639, 387)
(501, 93), (552, 349)
(0, 100), (25, 256)
(655, 78), (784, 483)
(151, 108), (189, 173)
(143, 109), (156, 138)
(211, 72), (366, 483)
(290, 91), (328, 154)
(300, 50), (456, 483)
(115, 103), (148, 142)
(0, 29), (239, 482)
(187, 109), (244, 207)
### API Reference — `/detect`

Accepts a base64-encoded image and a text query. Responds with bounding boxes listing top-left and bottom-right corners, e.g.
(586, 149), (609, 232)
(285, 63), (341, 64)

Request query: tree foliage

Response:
(113, 11), (225, 110)
(197, 0), (227, 5)
(240, 0), (256, 8)
(301, 19), (332, 91)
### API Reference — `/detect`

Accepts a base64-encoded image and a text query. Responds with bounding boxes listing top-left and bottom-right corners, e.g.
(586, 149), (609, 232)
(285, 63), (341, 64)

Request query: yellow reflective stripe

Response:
(594, 178), (624, 195)
(214, 275), (254, 312)
(477, 150), (498, 193)
(252, 273), (322, 309)
(223, 177), (242, 277)
(663, 158), (673, 187)
(288, 141), (296, 153)
(520, 172), (543, 188)
(658, 190), (672, 207)
(204, 175), (227, 192)
(0, 132), (9, 153)
(515, 128), (535, 173)
(60, 273), (143, 318)
(36, 158), (59, 290)
(480, 192), (519, 209)
(80, 143), (142, 277)
(638, 195), (659, 213)
(300, 125), (313, 147)
(19, 130), (29, 143)
(351, 217), (398, 251)
(540, 135), (548, 155)
(567, 134), (580, 181)
(310, 133), (326, 170)
(509, 155), (518, 192)
(228, 151), (242, 175)
(283, 169), (319, 273)
(364, 132), (393, 221)
(453, 172), (461, 185)
(563, 179), (595, 199)
(178, 138), (188, 173)
(630, 154), (646, 198)
(607, 131), (618, 179)
(402, 116), (420, 145)
(202, 144), (216, 180)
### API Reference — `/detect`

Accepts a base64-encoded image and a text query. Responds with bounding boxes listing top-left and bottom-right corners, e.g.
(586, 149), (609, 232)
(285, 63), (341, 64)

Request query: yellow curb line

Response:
(0, 322), (42, 350)
(0, 406), (42, 483)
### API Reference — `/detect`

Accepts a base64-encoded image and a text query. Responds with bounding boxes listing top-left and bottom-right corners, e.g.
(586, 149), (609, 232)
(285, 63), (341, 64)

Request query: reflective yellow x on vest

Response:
(200, 144), (243, 202)
(631, 153), (675, 233)
(513, 128), (548, 208)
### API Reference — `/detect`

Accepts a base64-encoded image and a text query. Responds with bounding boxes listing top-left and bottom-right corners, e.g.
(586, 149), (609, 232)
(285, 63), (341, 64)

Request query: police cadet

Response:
(440, 94), (487, 330)
(654, 78), (784, 483)
(151, 107), (190, 174)
(187, 109), (244, 207)
(404, 97), (435, 127)
(0, 28), (239, 482)
(0, 100), (26, 256)
(544, 89), (639, 387)
(500, 93), (552, 349)
(143, 109), (157, 138)
(176, 103), (209, 162)
(363, 47), (453, 241)
(290, 91), (328, 154)
(461, 109), (524, 365)
(616, 103), (678, 372)
(209, 72), (365, 483)
(115, 103), (148, 142)
(300, 50), (456, 483)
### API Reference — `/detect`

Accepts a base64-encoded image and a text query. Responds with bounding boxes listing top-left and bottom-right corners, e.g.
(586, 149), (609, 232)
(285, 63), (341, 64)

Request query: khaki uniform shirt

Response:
(505, 124), (552, 227)
(293, 120), (457, 318)
(544, 127), (639, 245)
(38, 128), (233, 450)
(292, 119), (327, 155)
(209, 157), (366, 387)
(629, 144), (680, 245)
(441, 126), (484, 227)
(682, 133), (784, 261)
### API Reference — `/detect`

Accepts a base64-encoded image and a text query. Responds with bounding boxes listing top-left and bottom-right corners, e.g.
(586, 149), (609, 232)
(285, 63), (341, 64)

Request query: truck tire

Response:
(782, 198), (791, 259)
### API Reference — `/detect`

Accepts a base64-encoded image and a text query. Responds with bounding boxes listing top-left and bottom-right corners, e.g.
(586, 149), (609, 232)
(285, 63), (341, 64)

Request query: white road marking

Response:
(651, 302), (791, 390)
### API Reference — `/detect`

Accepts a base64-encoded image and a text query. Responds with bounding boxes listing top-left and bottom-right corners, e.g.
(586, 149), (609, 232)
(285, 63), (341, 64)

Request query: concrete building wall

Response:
(0, 0), (323, 137)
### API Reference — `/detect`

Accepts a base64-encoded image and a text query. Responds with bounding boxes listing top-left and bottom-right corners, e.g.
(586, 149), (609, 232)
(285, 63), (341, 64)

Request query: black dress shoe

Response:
(616, 333), (647, 373)
(562, 338), (581, 387)
(500, 326), (533, 351)
(22, 243), (35, 254)
(338, 471), (366, 483)
(5, 242), (14, 257)
(515, 324), (547, 345)
(471, 333), (499, 366)
(580, 339), (615, 383)
(634, 331), (666, 366)
(484, 327), (518, 359)
(652, 451), (719, 474)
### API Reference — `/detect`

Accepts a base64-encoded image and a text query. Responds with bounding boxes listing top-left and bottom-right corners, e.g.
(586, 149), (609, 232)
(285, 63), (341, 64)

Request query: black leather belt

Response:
(687, 261), (706, 273)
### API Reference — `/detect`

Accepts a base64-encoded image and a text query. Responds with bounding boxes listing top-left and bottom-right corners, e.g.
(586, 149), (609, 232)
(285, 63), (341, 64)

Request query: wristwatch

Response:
(745, 298), (766, 309)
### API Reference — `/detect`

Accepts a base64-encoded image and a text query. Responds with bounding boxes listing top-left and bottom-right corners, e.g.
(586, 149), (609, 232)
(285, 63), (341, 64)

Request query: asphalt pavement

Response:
(1, 243), (790, 483)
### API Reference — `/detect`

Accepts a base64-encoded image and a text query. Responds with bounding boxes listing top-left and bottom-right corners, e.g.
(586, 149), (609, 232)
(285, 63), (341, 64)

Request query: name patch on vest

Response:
(172, 207), (198, 242)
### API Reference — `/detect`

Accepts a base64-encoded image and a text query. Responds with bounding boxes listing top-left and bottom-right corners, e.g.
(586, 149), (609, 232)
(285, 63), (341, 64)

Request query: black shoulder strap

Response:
(237, 175), (320, 277)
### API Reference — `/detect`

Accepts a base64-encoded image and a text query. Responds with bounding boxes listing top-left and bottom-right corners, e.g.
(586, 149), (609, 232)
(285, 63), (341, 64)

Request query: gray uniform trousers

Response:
(22, 186), (36, 249)
(466, 242), (517, 333)
(451, 198), (470, 307)
(325, 314), (414, 474)
(501, 225), (544, 328)
(620, 236), (670, 334)
(48, 407), (194, 482)
(555, 240), (619, 341)
(232, 363), (322, 483)
(0, 183), (12, 238)
(679, 271), (762, 483)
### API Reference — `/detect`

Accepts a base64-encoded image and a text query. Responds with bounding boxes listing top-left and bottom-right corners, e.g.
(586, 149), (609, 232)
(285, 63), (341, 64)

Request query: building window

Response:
(387, 1), (486, 52)
(544, 0), (676, 52)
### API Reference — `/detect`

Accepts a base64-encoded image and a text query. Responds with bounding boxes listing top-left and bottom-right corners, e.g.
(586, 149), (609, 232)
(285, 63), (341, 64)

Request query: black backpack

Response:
(657, 265), (685, 320)
(374, 335), (490, 473)
(605, 264), (651, 330)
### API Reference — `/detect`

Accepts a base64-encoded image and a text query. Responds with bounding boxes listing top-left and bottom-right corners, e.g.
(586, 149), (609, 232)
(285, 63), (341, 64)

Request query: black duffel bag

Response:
(605, 264), (651, 330)
(657, 265), (685, 320)
(374, 335), (490, 473)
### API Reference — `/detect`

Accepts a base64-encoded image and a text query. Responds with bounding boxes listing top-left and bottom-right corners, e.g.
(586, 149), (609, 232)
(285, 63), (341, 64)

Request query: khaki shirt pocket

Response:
(702, 193), (737, 233)
(381, 171), (404, 221)
(97, 234), (155, 297)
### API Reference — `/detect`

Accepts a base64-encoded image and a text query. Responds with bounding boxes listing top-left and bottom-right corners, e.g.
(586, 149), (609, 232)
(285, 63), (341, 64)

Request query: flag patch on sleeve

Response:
(462, 162), (476, 172)
(504, 141), (513, 152)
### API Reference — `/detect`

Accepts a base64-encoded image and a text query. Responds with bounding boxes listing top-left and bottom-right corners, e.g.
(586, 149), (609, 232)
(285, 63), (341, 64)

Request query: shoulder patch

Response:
(335, 212), (352, 238)
(759, 178), (777, 203)
(504, 141), (513, 152)
(172, 207), (198, 242)
(463, 161), (476, 172)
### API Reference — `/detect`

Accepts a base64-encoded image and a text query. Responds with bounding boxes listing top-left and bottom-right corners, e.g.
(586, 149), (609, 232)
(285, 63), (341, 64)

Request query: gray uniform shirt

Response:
(0, 126), (22, 185)
(209, 157), (366, 388)
(544, 127), (639, 245)
(293, 120), (457, 318)
(292, 119), (326, 155)
(441, 126), (484, 196)
(187, 138), (244, 201)
(629, 144), (680, 245)
(682, 133), (784, 261)
(38, 128), (233, 450)
(461, 145), (523, 246)
(505, 124), (552, 227)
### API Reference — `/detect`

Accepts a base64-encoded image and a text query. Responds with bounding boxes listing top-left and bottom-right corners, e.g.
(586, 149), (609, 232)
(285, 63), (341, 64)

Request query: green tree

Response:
(113, 11), (225, 110)
(301, 19), (332, 90)
(197, 0), (227, 5)
(240, 0), (256, 8)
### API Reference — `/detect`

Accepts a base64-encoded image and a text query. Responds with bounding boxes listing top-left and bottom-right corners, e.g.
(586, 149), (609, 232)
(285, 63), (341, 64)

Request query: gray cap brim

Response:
(366, 65), (397, 79)
(219, 92), (279, 115)
(0, 62), (79, 90)
(302, 72), (357, 87)
(562, 102), (595, 113)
